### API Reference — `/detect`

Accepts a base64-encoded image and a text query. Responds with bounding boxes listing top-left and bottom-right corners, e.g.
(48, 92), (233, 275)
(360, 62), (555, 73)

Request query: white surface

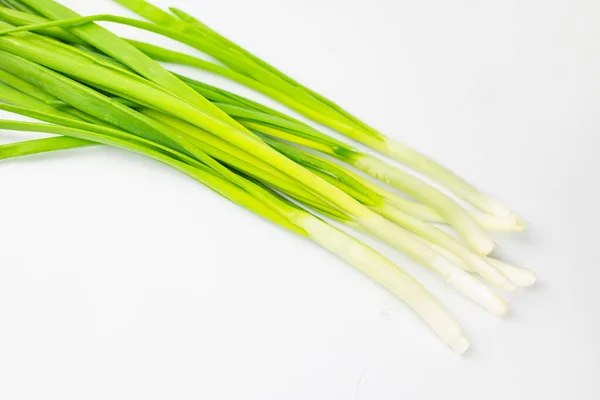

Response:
(0, 0), (598, 398)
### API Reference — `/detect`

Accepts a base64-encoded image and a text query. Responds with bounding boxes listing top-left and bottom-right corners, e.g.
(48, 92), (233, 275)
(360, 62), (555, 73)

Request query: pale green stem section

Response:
(353, 214), (508, 316)
(484, 258), (537, 287)
(248, 122), (521, 233)
(373, 137), (521, 219)
(377, 186), (522, 232)
(351, 153), (495, 255)
(378, 202), (514, 291)
(424, 241), (536, 288)
(296, 214), (469, 353)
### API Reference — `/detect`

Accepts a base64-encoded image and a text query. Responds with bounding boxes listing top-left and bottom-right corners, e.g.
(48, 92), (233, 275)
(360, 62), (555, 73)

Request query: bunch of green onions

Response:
(0, 0), (535, 353)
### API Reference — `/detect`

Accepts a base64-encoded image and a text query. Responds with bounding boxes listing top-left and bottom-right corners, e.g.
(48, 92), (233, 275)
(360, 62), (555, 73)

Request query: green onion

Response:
(0, 0), (536, 352)
(4, 49), (475, 349)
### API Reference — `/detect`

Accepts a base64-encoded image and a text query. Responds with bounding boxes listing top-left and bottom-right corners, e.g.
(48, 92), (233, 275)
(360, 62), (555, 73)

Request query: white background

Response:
(0, 0), (598, 398)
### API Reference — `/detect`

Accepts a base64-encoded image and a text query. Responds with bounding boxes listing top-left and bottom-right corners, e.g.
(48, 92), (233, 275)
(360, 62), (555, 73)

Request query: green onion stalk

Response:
(0, 0), (537, 352)
(0, 3), (476, 351)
